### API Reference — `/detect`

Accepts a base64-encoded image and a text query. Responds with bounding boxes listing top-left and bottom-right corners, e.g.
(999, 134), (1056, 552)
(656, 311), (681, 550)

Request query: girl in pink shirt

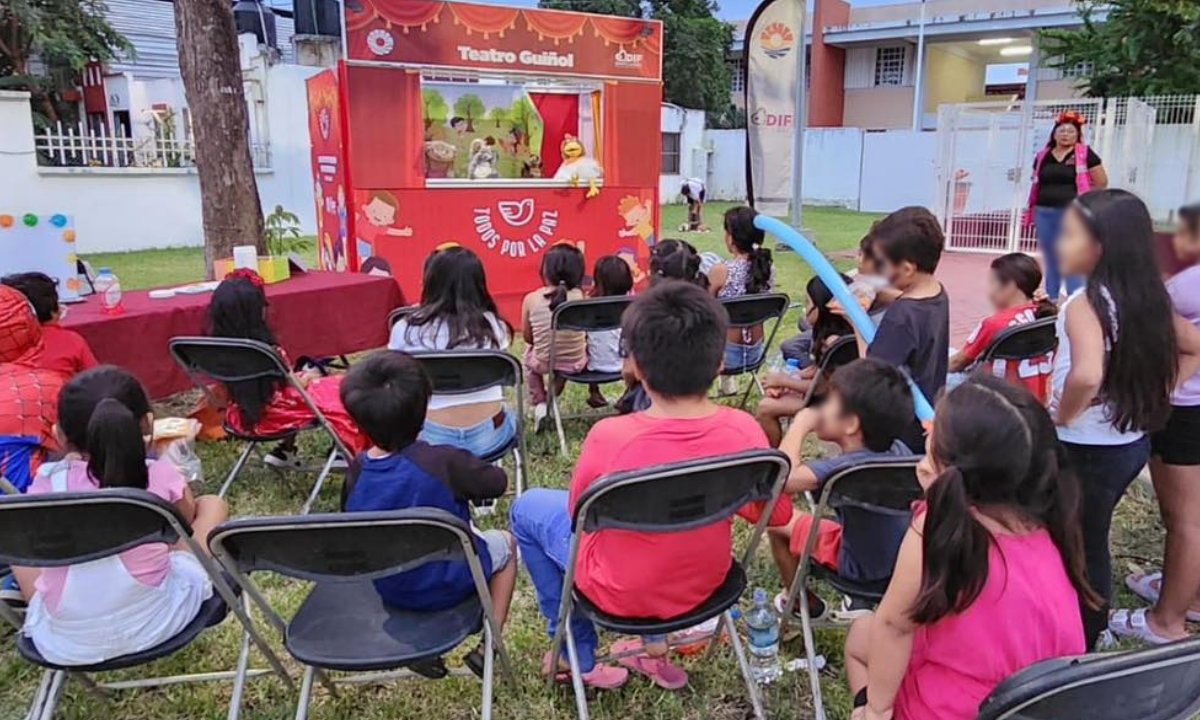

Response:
(844, 374), (1097, 720)
(12, 366), (228, 666)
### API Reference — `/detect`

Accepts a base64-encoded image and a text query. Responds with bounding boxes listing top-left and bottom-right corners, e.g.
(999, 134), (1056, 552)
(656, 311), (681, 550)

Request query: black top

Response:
(867, 290), (950, 405)
(1034, 146), (1102, 208)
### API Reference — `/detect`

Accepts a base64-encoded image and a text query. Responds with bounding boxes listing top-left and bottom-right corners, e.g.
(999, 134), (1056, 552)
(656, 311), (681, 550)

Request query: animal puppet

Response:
(424, 140), (457, 179)
(553, 135), (603, 198)
(521, 154), (544, 179)
(468, 138), (500, 180)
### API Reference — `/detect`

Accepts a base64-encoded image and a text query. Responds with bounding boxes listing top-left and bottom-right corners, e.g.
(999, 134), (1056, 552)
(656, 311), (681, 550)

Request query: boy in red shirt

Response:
(510, 281), (791, 691)
(2, 273), (98, 381)
(0, 286), (63, 491)
(948, 253), (1057, 401)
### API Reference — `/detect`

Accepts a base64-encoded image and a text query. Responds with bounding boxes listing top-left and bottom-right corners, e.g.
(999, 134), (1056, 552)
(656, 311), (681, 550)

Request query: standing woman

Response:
(1027, 111), (1109, 299)
(1051, 189), (1176, 648)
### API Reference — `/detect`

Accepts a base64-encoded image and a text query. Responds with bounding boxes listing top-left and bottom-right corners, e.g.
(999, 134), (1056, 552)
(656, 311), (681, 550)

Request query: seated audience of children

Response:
(756, 274), (855, 446)
(388, 246), (516, 457)
(522, 244), (587, 429)
(0, 286), (63, 492)
(709, 206), (776, 394)
(844, 374), (1095, 720)
(12, 366), (228, 665)
(340, 351), (515, 679)
(584, 255), (634, 409)
(1, 272), (98, 380)
(769, 359), (915, 621)
(206, 270), (369, 459)
(510, 281), (791, 690)
(947, 253), (1057, 399)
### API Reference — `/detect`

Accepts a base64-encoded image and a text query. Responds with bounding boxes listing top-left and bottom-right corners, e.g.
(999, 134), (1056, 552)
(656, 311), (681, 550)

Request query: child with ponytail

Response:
(12, 366), (228, 666)
(709, 207), (775, 393)
(521, 243), (586, 428)
(844, 374), (1097, 720)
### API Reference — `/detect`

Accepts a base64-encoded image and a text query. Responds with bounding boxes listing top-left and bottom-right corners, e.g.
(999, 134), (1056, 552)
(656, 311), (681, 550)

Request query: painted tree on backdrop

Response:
(1039, 0), (1200, 98)
(537, 0), (733, 113)
(454, 94), (486, 133)
(0, 0), (132, 128)
(173, 0), (266, 274)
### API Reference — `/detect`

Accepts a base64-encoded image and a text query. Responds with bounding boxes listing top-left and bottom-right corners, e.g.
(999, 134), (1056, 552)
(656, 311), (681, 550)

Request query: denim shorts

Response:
(421, 408), (517, 459)
(724, 341), (766, 372)
(475, 528), (513, 575)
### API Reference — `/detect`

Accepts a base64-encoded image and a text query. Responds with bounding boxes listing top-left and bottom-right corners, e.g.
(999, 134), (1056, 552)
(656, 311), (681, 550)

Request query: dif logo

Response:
(750, 108), (794, 127)
(615, 47), (644, 69)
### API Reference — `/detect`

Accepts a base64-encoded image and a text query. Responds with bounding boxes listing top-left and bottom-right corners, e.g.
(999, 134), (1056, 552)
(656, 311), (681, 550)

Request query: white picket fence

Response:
(35, 122), (272, 170)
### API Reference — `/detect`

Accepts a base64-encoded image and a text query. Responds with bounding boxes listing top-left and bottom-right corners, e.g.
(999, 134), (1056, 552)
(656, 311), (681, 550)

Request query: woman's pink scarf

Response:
(1025, 143), (1092, 225)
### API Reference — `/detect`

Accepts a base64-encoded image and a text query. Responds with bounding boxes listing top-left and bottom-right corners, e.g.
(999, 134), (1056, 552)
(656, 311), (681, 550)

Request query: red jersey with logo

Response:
(960, 302), (1053, 402)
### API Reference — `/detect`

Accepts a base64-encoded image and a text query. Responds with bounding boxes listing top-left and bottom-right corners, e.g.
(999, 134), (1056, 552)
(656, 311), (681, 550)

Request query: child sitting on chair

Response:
(947, 253), (1057, 399)
(522, 244), (587, 431)
(769, 359), (914, 623)
(13, 366), (228, 665)
(510, 281), (792, 691)
(584, 255), (633, 409)
(1, 272), (98, 380)
(206, 270), (369, 460)
(340, 351), (516, 680)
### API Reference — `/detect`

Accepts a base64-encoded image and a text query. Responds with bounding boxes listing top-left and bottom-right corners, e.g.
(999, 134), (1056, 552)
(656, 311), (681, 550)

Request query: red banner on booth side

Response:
(345, 0), (662, 82)
(353, 186), (657, 323)
(306, 69), (349, 271)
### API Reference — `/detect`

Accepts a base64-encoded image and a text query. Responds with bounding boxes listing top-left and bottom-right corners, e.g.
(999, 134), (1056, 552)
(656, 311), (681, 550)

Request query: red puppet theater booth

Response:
(307, 0), (663, 320)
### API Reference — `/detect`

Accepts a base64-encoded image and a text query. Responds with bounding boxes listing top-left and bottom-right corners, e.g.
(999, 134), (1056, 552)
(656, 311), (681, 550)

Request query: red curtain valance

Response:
(354, 0), (443, 32)
(523, 10), (588, 44)
(448, 3), (520, 38)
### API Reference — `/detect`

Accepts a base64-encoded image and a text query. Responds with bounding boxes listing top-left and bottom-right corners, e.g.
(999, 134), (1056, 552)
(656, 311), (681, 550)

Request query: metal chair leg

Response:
(226, 596), (254, 720)
(293, 666), (316, 720)
(725, 609), (767, 720)
(513, 446), (525, 497)
(798, 586), (826, 720)
(481, 625), (495, 720)
(563, 624), (590, 720)
(219, 443), (256, 498)
(300, 448), (339, 515)
(24, 669), (53, 720)
(738, 373), (763, 410)
(551, 391), (568, 456)
(36, 670), (66, 720)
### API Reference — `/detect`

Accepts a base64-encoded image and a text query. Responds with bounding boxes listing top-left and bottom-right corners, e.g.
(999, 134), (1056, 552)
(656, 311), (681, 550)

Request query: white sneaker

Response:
(533, 403), (548, 433)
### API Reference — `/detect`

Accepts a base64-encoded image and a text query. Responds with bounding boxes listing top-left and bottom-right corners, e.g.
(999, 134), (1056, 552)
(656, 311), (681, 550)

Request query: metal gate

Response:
(936, 97), (1155, 254)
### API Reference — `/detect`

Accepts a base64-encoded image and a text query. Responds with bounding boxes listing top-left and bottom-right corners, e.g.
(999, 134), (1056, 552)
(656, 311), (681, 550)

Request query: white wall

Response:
(859, 130), (939, 213)
(659, 104), (707, 204)
(0, 62), (322, 254)
(706, 128), (865, 208)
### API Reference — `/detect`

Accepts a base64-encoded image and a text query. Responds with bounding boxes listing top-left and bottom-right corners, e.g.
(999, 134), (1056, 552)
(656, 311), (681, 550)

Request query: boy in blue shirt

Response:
(340, 351), (516, 677)
(769, 358), (915, 621)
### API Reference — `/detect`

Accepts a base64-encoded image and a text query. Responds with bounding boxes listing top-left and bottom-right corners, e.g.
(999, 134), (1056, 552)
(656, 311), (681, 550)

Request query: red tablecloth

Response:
(63, 271), (406, 399)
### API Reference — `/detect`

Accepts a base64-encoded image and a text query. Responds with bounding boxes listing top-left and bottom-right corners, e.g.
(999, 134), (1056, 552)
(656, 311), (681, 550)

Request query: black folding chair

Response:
(547, 296), (634, 455)
(718, 293), (791, 410)
(408, 350), (528, 495)
(781, 459), (923, 720)
(977, 636), (1200, 720)
(0, 489), (291, 720)
(169, 337), (352, 514)
(387, 305), (418, 330)
(548, 449), (790, 720)
(976, 316), (1058, 380)
(209, 509), (515, 720)
(797, 335), (860, 408)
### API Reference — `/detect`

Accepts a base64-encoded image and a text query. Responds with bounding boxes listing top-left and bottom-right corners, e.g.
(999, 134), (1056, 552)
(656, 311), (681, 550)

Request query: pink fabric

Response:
(1025, 143), (1092, 225)
(521, 344), (587, 405)
(27, 459), (188, 614)
(894, 528), (1086, 720)
(567, 408), (792, 619)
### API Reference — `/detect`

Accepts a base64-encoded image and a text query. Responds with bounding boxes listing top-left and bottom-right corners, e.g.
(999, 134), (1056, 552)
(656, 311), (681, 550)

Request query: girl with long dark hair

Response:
(584, 255), (633, 409)
(649, 238), (709, 288)
(1115, 202), (1200, 644)
(1050, 189), (1177, 647)
(521, 243), (586, 428)
(389, 246), (516, 457)
(1026, 111), (1109, 299)
(207, 272), (369, 458)
(843, 375), (1096, 720)
(709, 206), (775, 393)
(12, 367), (228, 665)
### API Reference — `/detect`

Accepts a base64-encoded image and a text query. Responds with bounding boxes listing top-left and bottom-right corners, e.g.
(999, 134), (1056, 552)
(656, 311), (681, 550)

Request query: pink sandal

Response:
(541, 651), (629, 689)
(610, 637), (689, 690)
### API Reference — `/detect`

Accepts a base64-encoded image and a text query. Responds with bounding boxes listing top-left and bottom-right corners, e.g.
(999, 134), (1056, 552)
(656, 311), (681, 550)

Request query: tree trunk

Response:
(173, 0), (265, 277)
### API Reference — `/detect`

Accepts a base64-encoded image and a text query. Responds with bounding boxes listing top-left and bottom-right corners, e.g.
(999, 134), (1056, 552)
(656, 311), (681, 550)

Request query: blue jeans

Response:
(420, 408), (517, 459)
(510, 489), (599, 671)
(724, 341), (766, 373)
(1034, 206), (1084, 299)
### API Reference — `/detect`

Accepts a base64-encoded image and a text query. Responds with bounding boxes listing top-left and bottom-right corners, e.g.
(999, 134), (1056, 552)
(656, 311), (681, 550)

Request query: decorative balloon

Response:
(753, 214), (936, 422)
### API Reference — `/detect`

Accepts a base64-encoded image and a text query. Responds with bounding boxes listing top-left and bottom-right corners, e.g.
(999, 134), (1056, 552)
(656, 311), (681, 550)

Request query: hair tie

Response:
(751, 243), (762, 251)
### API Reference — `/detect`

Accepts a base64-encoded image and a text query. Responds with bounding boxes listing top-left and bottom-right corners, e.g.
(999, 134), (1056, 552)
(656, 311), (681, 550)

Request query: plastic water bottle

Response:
(94, 267), (123, 315)
(745, 588), (782, 684)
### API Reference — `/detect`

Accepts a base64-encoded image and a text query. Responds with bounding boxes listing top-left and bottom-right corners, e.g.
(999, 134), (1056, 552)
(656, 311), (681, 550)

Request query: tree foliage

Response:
(454, 93), (486, 132)
(539, 0), (733, 112)
(0, 0), (133, 126)
(1039, 0), (1200, 97)
(422, 88), (449, 129)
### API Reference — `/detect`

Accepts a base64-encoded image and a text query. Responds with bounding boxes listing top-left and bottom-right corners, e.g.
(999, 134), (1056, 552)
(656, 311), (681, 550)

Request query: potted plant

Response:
(215, 205), (305, 283)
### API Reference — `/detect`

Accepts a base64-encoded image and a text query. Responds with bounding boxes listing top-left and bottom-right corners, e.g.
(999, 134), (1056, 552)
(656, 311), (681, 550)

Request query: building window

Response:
(661, 132), (681, 174)
(729, 57), (745, 94)
(1061, 61), (1093, 79)
(874, 46), (907, 87)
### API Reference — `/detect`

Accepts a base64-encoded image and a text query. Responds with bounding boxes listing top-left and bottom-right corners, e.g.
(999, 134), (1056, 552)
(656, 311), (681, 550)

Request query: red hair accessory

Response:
(1056, 110), (1087, 127)
(225, 268), (265, 289)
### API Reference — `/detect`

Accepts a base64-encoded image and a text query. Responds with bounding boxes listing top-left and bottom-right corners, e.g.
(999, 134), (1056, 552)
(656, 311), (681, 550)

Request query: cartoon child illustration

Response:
(354, 190), (413, 257)
(617, 195), (656, 248)
(616, 246), (647, 286)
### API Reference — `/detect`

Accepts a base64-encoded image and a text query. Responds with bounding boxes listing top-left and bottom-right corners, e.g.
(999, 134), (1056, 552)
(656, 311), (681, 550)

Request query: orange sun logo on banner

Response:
(758, 22), (794, 59)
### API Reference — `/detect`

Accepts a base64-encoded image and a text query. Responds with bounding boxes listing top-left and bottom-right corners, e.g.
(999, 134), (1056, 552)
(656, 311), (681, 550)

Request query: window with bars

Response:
(1061, 61), (1094, 79)
(729, 58), (745, 93)
(874, 46), (907, 87)
(661, 132), (681, 174)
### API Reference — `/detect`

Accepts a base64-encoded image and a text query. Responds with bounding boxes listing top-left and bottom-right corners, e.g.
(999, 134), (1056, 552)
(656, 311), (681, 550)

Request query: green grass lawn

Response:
(2, 204), (1167, 720)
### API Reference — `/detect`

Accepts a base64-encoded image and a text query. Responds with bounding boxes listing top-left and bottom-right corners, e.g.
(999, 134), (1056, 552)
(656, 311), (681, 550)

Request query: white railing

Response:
(35, 122), (272, 170)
